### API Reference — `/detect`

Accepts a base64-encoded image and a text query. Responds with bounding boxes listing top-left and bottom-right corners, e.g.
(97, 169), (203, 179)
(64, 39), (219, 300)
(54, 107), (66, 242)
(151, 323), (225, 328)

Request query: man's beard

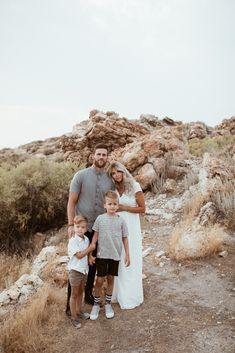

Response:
(94, 159), (106, 168)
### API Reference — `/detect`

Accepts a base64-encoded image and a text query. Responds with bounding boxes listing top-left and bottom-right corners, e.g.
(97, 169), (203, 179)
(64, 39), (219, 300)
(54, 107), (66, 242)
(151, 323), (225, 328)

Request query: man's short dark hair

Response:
(94, 143), (109, 153)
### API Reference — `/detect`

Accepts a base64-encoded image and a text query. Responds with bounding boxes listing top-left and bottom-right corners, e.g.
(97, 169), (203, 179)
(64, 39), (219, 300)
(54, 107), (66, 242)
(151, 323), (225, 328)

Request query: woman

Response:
(108, 161), (145, 309)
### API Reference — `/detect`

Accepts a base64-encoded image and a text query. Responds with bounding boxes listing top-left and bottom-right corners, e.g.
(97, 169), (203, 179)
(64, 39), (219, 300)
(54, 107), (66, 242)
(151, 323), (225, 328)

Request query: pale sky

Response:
(0, 0), (234, 149)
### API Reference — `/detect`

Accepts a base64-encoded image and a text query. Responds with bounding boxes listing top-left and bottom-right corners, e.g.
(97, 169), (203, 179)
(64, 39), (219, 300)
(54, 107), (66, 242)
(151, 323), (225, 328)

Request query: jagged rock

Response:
(31, 246), (57, 276)
(162, 117), (177, 126)
(199, 153), (235, 195)
(198, 202), (218, 226)
(0, 274), (43, 307)
(134, 163), (156, 190)
(139, 114), (162, 130)
(214, 116), (235, 136)
(72, 119), (89, 135)
(218, 250), (228, 257)
(142, 247), (154, 257)
(111, 127), (186, 190)
(163, 178), (177, 193)
(61, 110), (149, 165)
(156, 250), (165, 258)
(188, 122), (208, 140)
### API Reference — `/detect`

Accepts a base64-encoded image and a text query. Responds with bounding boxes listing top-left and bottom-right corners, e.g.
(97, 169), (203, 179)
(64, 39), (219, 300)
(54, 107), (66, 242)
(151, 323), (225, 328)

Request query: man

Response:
(66, 143), (114, 313)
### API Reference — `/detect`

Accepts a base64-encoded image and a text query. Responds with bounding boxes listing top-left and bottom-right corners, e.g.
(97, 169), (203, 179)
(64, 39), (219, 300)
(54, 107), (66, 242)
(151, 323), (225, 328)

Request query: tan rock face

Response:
(188, 123), (208, 140)
(111, 127), (186, 190)
(60, 110), (149, 165)
(215, 116), (235, 135)
(199, 153), (235, 195)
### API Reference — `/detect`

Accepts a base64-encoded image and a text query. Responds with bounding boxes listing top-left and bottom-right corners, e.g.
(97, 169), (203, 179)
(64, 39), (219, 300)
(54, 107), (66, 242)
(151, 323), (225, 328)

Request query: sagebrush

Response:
(0, 158), (79, 252)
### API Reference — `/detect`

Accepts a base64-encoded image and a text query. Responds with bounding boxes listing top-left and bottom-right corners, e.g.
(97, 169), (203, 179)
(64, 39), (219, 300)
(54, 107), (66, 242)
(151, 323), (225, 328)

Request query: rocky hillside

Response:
(1, 111), (235, 191)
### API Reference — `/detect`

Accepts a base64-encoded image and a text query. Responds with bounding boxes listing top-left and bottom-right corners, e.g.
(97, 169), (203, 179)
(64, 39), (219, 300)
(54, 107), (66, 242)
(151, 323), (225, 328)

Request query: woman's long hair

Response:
(108, 161), (135, 195)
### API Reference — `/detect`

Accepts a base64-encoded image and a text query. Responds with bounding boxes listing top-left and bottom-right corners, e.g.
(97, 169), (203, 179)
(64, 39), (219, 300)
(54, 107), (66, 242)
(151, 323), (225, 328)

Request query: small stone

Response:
(192, 271), (196, 275)
(156, 250), (165, 258)
(142, 273), (147, 279)
(218, 250), (228, 257)
(142, 247), (153, 257)
(159, 262), (164, 267)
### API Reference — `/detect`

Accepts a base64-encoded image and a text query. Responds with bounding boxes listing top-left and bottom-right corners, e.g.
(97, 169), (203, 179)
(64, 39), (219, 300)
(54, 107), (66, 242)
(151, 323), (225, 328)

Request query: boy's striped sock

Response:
(94, 296), (100, 306)
(105, 294), (112, 304)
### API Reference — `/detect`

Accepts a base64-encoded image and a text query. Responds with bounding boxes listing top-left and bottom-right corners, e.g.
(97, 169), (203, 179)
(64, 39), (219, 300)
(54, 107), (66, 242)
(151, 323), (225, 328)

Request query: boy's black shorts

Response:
(95, 258), (119, 277)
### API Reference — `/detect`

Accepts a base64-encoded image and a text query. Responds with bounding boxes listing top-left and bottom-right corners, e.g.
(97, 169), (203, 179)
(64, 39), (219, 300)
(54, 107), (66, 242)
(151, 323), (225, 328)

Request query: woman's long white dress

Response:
(112, 182), (144, 309)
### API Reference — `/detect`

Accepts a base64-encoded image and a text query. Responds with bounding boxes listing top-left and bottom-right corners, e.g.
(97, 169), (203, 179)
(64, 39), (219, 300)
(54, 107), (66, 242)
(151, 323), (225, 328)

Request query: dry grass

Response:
(169, 222), (225, 261)
(151, 175), (165, 193)
(1, 284), (64, 353)
(211, 181), (235, 230)
(183, 194), (207, 219)
(0, 253), (31, 290)
(40, 252), (68, 288)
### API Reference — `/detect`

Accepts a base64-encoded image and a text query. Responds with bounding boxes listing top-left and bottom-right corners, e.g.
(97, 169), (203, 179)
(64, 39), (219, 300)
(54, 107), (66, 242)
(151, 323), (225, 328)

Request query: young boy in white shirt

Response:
(68, 215), (95, 328)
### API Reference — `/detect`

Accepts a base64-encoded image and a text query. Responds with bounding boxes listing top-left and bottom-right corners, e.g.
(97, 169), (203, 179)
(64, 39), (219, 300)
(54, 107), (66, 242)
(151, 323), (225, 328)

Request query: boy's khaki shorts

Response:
(68, 270), (87, 286)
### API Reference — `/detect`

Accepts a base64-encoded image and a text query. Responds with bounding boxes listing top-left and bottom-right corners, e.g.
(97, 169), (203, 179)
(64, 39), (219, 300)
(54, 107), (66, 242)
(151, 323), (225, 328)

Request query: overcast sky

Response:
(0, 0), (234, 149)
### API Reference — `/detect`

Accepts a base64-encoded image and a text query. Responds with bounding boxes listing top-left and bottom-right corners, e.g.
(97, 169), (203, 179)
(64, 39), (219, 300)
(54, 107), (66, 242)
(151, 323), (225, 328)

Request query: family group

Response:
(66, 144), (145, 329)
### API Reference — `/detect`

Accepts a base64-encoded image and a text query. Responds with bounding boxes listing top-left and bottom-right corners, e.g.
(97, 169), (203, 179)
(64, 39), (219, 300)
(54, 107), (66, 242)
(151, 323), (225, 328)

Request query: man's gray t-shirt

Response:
(70, 166), (114, 231)
(92, 213), (128, 261)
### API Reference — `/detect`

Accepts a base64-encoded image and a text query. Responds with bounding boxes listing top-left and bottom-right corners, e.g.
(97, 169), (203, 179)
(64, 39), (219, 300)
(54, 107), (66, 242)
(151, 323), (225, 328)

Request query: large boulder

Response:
(60, 110), (149, 165)
(111, 126), (187, 190)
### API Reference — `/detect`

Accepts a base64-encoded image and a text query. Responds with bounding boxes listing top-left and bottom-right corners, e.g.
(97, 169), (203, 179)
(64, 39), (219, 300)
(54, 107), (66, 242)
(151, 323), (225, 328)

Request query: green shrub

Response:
(189, 135), (235, 157)
(0, 158), (79, 252)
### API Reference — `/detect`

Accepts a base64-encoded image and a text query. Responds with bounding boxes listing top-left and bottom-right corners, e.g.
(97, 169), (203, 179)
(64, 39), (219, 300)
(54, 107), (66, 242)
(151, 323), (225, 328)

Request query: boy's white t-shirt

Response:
(67, 234), (89, 274)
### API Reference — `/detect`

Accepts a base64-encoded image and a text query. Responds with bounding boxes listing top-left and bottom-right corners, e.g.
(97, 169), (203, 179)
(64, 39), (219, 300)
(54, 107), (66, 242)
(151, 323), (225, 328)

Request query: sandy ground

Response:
(45, 216), (235, 353)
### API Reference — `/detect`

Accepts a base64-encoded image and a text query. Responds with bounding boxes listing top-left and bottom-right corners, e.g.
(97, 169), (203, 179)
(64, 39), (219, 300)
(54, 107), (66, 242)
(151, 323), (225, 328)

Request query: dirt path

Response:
(47, 217), (235, 353)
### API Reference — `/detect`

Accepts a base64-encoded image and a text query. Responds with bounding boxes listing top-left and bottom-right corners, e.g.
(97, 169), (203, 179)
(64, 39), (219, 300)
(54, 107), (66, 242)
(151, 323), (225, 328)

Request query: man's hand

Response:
(124, 254), (130, 267)
(89, 255), (96, 266)
(67, 225), (75, 238)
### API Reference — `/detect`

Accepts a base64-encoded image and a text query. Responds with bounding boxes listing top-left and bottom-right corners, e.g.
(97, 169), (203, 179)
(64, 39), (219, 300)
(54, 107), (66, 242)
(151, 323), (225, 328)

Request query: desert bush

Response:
(189, 135), (235, 157)
(0, 158), (79, 252)
(42, 147), (55, 155)
(1, 284), (64, 353)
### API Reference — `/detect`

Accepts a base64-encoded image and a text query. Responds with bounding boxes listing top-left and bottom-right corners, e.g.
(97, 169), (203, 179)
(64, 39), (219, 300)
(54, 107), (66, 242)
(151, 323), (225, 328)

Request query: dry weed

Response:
(41, 252), (67, 288)
(0, 254), (31, 290)
(211, 181), (235, 229)
(183, 194), (207, 218)
(1, 284), (64, 353)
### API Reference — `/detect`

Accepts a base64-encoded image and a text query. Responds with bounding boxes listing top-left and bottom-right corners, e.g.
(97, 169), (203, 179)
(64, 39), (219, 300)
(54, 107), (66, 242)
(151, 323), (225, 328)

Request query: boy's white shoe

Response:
(105, 304), (114, 319)
(90, 305), (100, 320)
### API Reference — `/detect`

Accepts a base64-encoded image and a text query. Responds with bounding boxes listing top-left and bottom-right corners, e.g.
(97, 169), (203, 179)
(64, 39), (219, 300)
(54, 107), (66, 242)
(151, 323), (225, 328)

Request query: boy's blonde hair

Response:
(105, 190), (119, 200)
(74, 215), (88, 225)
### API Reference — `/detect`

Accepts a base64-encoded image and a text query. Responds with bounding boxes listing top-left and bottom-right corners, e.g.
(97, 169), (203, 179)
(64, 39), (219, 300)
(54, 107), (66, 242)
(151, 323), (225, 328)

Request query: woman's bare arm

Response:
(118, 191), (145, 214)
